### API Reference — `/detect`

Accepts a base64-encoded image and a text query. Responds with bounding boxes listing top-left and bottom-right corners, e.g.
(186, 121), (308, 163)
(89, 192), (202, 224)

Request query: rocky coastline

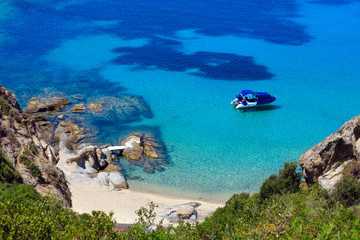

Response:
(0, 84), (205, 223)
(2, 82), (360, 224)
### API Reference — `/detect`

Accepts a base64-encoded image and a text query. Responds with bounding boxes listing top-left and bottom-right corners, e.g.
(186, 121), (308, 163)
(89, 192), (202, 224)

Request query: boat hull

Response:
(230, 98), (275, 109)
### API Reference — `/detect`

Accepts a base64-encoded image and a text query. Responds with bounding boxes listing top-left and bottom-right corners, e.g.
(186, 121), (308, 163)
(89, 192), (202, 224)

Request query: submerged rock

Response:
(88, 103), (102, 112)
(87, 95), (153, 122)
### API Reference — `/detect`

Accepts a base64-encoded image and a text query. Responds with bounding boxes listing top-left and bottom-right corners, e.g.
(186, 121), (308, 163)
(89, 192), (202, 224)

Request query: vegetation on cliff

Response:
(1, 153), (360, 239)
(0, 150), (22, 184)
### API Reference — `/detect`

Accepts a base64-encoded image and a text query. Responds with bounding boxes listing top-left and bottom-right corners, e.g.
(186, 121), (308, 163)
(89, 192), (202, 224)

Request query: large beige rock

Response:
(108, 172), (128, 190)
(47, 97), (71, 112)
(25, 97), (70, 114)
(299, 115), (360, 184)
(121, 136), (143, 161)
(175, 205), (196, 219)
(72, 104), (86, 113)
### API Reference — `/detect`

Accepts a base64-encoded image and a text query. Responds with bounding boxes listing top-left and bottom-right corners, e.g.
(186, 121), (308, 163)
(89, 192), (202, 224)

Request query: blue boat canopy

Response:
(239, 90), (276, 105)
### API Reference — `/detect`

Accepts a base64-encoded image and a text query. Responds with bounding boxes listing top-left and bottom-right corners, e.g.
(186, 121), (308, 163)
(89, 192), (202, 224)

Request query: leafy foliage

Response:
(0, 150), (23, 184)
(259, 161), (302, 201)
(1, 158), (360, 239)
(0, 183), (40, 206)
(332, 175), (360, 207)
(0, 98), (11, 116)
(19, 154), (41, 178)
(0, 183), (117, 239)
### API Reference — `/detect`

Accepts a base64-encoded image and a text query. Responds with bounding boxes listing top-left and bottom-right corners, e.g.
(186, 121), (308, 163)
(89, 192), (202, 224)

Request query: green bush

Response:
(0, 150), (23, 184)
(259, 161), (302, 201)
(0, 183), (40, 206)
(19, 154), (41, 178)
(0, 184), (117, 239)
(332, 175), (360, 207)
(0, 98), (11, 116)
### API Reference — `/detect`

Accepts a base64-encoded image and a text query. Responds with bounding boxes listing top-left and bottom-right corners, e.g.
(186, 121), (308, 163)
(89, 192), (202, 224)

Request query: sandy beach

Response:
(70, 180), (223, 225)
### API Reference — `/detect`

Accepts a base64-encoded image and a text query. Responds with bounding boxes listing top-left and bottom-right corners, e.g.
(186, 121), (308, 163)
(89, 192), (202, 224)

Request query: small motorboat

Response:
(230, 90), (276, 109)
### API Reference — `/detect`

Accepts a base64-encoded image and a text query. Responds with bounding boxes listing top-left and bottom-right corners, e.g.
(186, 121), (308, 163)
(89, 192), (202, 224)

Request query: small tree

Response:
(332, 175), (360, 207)
(259, 161), (302, 201)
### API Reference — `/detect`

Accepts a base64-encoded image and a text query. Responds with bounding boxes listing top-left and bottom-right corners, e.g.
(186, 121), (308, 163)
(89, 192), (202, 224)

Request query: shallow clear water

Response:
(1, 0), (360, 201)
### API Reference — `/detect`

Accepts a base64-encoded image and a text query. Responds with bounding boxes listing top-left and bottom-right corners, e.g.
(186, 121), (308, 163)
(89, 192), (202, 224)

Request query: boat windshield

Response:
(244, 93), (258, 102)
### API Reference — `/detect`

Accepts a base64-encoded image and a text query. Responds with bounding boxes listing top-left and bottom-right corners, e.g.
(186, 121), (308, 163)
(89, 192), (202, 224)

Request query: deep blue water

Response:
(1, 0), (360, 201)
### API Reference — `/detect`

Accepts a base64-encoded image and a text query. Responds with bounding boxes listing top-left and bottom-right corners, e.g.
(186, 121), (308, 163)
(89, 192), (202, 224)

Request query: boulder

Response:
(175, 205), (196, 219)
(25, 97), (42, 114)
(25, 97), (70, 114)
(47, 97), (71, 112)
(97, 172), (109, 186)
(158, 202), (201, 222)
(108, 171), (128, 190)
(72, 104), (86, 113)
(300, 115), (360, 184)
(121, 136), (143, 161)
(65, 145), (111, 173)
(88, 103), (102, 112)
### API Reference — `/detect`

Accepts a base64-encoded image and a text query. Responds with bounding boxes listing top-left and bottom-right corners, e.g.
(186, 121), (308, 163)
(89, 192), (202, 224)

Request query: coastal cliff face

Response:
(0, 85), (72, 205)
(299, 115), (360, 190)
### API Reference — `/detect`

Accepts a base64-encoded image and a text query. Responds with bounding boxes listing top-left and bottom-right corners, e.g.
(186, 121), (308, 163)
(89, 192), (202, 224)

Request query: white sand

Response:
(70, 180), (223, 225)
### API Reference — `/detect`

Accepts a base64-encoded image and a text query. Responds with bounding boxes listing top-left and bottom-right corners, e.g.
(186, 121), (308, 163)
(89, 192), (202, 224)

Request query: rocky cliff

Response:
(299, 115), (360, 190)
(0, 84), (72, 205)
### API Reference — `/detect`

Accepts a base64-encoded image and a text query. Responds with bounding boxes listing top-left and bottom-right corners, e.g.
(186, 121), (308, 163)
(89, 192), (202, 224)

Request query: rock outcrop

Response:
(120, 134), (168, 174)
(299, 115), (360, 190)
(25, 97), (70, 114)
(52, 119), (129, 190)
(0, 85), (71, 205)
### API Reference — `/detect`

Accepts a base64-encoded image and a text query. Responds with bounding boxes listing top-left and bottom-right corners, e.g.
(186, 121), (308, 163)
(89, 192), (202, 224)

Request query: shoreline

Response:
(70, 179), (224, 225)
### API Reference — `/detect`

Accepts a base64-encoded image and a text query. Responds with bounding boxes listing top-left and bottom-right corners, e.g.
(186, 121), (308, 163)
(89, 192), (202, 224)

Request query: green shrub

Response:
(30, 144), (37, 155)
(0, 183), (40, 206)
(0, 98), (11, 116)
(0, 150), (22, 184)
(332, 175), (360, 207)
(0, 191), (117, 239)
(19, 154), (41, 178)
(259, 161), (302, 201)
(23, 147), (31, 156)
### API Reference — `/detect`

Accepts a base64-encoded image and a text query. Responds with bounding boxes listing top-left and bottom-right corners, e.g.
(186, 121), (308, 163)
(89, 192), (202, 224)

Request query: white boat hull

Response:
(230, 98), (269, 109)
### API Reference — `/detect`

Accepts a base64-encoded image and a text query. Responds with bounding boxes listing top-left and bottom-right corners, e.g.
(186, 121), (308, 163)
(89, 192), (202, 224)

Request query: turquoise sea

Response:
(1, 0), (360, 201)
